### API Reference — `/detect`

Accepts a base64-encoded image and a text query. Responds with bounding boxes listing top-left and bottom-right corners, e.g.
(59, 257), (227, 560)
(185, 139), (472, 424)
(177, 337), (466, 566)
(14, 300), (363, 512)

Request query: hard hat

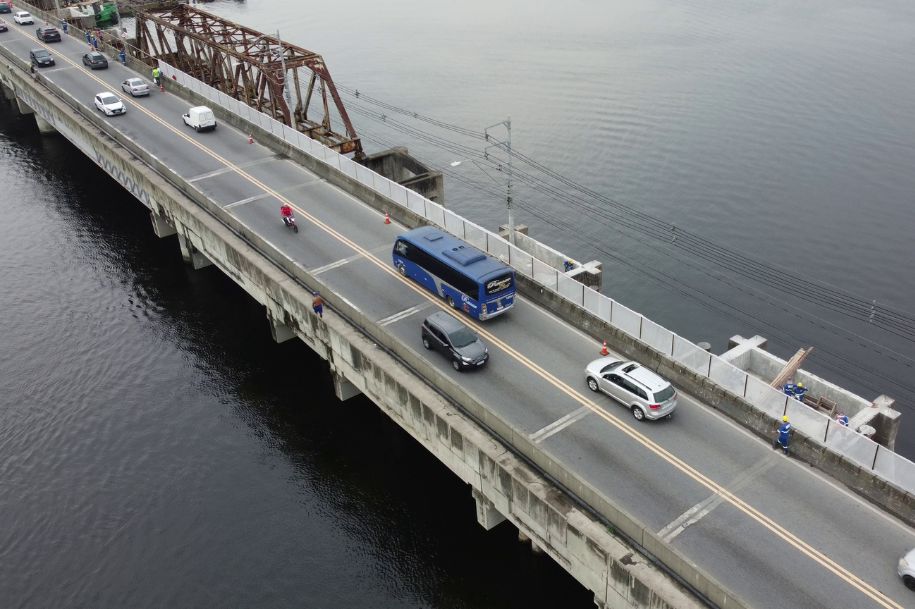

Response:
(797, 382), (804, 388)
(782, 415), (789, 422)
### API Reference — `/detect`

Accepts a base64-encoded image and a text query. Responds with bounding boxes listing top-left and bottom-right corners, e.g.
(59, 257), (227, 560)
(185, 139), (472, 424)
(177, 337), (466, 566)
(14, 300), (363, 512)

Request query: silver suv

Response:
(585, 357), (677, 421)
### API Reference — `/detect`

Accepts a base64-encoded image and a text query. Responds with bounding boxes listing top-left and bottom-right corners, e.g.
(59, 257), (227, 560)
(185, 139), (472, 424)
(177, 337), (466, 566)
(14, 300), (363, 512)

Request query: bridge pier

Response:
(177, 233), (213, 269)
(473, 488), (506, 530)
(332, 373), (362, 401)
(267, 310), (296, 343)
(33, 113), (57, 135)
(0, 81), (14, 103)
(150, 211), (177, 238)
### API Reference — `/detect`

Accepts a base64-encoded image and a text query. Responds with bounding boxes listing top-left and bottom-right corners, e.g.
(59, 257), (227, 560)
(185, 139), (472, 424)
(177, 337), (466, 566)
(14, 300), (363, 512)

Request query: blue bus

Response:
(392, 226), (516, 320)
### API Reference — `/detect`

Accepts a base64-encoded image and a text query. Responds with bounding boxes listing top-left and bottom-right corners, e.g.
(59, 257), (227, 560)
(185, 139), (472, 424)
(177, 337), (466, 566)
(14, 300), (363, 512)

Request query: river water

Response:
(1, 0), (913, 606)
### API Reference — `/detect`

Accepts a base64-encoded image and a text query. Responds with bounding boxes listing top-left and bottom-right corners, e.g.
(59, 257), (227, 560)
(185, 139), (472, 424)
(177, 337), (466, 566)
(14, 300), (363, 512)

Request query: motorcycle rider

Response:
(280, 203), (295, 226)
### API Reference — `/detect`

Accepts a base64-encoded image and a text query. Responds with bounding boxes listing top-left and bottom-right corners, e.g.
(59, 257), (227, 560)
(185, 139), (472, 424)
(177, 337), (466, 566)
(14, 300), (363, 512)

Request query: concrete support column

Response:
(177, 233), (213, 270)
(150, 211), (177, 238)
(16, 98), (34, 116)
(332, 373), (362, 401)
(34, 113), (57, 134)
(472, 488), (506, 531)
(0, 82), (14, 102)
(267, 310), (295, 343)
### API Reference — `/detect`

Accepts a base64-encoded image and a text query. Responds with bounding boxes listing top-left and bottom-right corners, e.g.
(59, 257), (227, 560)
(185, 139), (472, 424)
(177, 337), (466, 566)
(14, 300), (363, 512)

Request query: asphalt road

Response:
(2, 13), (914, 609)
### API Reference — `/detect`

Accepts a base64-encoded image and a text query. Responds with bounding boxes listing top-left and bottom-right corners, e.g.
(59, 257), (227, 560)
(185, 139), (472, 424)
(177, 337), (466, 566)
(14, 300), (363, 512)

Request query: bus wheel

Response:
(396, 263), (406, 276)
(446, 296), (456, 308)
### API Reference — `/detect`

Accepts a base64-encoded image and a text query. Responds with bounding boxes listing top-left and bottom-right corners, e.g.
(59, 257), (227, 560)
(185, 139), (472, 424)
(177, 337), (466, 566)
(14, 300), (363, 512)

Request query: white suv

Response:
(585, 357), (678, 421)
(13, 11), (33, 24)
(900, 548), (915, 590)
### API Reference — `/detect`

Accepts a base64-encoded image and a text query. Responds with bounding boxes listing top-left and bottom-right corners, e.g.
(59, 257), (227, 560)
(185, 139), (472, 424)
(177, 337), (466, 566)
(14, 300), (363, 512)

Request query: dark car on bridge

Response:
(0, 20), (7, 33)
(29, 48), (54, 67)
(82, 51), (108, 70)
(0, 3), (9, 14)
(36, 25), (61, 42)
(421, 312), (488, 371)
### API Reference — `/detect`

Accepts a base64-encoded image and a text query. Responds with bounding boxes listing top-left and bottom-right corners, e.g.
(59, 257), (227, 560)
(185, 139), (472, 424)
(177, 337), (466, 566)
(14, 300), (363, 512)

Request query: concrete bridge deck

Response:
(2, 10), (914, 609)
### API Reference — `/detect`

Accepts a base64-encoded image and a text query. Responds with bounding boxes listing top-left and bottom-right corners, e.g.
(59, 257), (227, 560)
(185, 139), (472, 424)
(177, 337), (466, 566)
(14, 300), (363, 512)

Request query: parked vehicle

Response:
(82, 52), (108, 70)
(421, 311), (489, 371)
(900, 548), (915, 590)
(13, 11), (33, 25)
(36, 25), (60, 42)
(393, 226), (515, 320)
(182, 105), (216, 132)
(121, 77), (149, 96)
(94, 91), (125, 116)
(29, 48), (54, 67)
(585, 357), (678, 421)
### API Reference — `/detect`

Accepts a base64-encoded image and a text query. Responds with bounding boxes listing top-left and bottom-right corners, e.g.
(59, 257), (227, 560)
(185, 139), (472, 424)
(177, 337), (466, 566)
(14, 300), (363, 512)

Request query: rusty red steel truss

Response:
(136, 4), (362, 156)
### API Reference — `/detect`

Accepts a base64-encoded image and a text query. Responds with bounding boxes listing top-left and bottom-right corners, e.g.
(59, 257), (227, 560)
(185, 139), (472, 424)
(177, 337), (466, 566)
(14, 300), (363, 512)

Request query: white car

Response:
(585, 357), (678, 421)
(94, 92), (125, 116)
(900, 548), (915, 590)
(13, 11), (33, 24)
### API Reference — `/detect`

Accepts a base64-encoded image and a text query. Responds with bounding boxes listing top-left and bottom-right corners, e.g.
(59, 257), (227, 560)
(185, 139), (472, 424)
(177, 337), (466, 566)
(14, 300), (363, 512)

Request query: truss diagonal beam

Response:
(136, 4), (362, 156)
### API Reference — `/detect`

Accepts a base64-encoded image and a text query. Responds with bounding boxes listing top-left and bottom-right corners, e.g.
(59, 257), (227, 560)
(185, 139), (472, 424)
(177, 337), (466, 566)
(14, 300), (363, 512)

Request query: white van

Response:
(182, 106), (216, 132)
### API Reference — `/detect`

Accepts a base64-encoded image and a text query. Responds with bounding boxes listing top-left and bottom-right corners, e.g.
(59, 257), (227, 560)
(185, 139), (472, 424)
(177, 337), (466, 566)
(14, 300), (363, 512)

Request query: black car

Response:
(36, 25), (60, 42)
(29, 48), (54, 67)
(0, 4), (9, 14)
(82, 51), (108, 70)
(421, 311), (489, 371)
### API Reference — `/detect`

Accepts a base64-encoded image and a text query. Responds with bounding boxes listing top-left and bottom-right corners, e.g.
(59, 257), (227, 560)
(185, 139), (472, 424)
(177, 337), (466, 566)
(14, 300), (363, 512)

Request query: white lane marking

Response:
(658, 457), (778, 542)
(312, 254), (362, 275)
(187, 155), (278, 182)
(529, 406), (592, 443)
(378, 303), (432, 326)
(224, 192), (272, 210)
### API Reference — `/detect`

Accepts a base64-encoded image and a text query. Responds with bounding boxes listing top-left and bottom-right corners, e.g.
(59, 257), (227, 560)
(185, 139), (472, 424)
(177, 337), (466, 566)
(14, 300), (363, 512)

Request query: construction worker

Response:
(794, 382), (808, 402)
(836, 412), (849, 427)
(773, 416), (792, 454)
(782, 382), (796, 397)
(152, 66), (161, 86)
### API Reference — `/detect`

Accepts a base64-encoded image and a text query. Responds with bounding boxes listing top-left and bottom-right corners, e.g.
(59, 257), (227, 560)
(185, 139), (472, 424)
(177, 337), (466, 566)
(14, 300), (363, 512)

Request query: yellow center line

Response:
(40, 37), (902, 609)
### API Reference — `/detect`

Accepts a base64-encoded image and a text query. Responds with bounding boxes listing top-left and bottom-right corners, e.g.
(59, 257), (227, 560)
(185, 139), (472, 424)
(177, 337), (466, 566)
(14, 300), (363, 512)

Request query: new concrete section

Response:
(0, 32), (709, 609)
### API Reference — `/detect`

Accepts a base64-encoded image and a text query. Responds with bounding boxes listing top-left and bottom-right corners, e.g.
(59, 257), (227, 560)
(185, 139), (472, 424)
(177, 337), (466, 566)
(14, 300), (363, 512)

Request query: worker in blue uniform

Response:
(794, 382), (808, 402)
(773, 415), (791, 454)
(783, 382), (796, 397)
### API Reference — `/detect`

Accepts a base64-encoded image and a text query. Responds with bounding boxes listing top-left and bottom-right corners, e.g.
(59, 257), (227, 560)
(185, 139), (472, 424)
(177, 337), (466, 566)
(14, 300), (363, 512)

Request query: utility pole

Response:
(485, 118), (514, 245)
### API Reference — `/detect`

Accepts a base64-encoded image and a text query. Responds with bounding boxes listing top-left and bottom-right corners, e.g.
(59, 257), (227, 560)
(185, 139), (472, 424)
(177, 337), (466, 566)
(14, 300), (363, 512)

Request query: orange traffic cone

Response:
(247, 134), (254, 144)
(600, 341), (609, 356)
(384, 212), (391, 225)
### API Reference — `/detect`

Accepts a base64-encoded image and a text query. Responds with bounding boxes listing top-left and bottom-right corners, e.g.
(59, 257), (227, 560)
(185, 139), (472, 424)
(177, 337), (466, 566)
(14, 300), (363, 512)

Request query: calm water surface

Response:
(1, 0), (914, 606)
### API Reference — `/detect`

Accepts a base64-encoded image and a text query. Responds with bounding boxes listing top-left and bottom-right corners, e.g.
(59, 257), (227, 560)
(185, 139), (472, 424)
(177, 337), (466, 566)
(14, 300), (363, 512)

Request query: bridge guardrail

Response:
(155, 60), (914, 497)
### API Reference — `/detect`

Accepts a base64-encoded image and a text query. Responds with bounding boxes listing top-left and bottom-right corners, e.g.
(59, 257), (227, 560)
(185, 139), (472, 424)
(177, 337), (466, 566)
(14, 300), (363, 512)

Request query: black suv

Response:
(421, 311), (488, 371)
(29, 48), (54, 67)
(36, 25), (60, 42)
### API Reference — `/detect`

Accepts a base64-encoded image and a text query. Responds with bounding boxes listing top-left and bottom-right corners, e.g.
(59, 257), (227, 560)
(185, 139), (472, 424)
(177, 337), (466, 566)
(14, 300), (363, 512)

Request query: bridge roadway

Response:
(3, 18), (913, 609)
